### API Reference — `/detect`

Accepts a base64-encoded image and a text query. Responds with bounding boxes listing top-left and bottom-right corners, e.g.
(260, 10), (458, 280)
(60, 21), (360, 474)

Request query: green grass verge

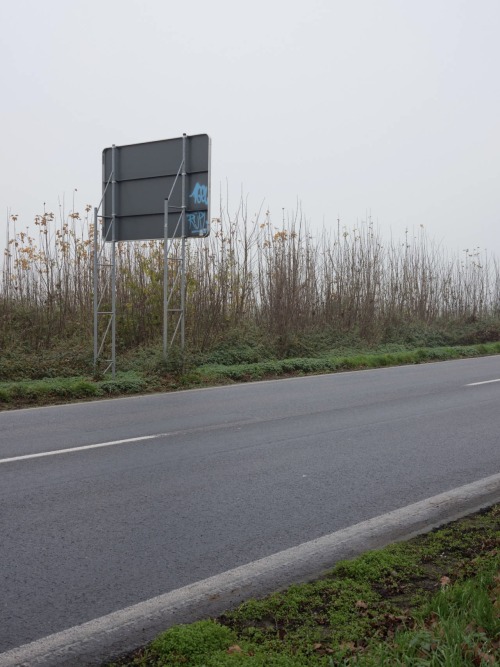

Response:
(0, 371), (148, 407)
(193, 341), (500, 385)
(107, 506), (500, 666)
(1, 342), (500, 409)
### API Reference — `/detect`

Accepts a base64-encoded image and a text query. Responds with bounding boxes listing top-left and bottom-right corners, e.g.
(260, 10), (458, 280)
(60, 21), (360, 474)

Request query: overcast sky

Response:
(1, 0), (499, 255)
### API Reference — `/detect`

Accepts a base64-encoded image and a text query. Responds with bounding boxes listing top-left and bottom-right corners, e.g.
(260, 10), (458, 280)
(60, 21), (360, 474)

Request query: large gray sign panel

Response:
(102, 134), (210, 241)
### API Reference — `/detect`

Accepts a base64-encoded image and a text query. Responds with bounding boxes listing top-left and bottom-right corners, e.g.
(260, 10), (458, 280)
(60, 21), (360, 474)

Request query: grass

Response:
(0, 371), (149, 407)
(194, 341), (500, 384)
(3, 204), (500, 662)
(1, 340), (499, 409)
(106, 506), (500, 666)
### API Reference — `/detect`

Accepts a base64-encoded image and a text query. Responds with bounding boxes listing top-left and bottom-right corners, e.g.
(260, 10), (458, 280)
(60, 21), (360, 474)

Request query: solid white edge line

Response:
(2, 471), (500, 667)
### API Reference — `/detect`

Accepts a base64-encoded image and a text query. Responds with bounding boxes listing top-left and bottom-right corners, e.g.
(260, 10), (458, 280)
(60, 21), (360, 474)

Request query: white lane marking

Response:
(2, 472), (500, 667)
(0, 417), (263, 465)
(3, 369), (500, 464)
(0, 433), (167, 465)
(466, 378), (500, 386)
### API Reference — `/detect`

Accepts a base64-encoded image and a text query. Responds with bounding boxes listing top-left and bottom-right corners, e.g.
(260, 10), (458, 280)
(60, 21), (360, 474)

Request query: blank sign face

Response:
(102, 134), (211, 240)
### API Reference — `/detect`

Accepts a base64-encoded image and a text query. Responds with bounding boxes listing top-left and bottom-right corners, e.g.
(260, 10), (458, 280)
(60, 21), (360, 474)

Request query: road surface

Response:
(1, 356), (500, 658)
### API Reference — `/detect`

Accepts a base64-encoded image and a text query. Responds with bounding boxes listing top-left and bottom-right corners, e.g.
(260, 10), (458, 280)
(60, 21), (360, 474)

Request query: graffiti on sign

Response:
(187, 211), (208, 236)
(189, 183), (208, 206)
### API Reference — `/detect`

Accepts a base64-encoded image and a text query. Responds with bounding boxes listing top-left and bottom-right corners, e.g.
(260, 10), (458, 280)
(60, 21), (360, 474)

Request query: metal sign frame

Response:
(102, 134), (210, 241)
(94, 133), (211, 376)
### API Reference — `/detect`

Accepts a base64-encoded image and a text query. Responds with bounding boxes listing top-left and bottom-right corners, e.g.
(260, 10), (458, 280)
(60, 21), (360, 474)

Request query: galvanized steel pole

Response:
(163, 198), (169, 360)
(111, 144), (117, 378)
(181, 133), (187, 353)
(93, 207), (98, 371)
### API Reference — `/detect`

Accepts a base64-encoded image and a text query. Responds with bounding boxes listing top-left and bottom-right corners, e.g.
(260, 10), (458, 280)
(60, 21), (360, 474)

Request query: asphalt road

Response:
(1, 356), (500, 655)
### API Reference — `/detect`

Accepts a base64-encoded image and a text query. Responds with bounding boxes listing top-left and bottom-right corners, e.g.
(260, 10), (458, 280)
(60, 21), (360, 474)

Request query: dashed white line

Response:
(0, 433), (167, 465)
(0, 417), (261, 465)
(3, 371), (499, 464)
(466, 378), (500, 387)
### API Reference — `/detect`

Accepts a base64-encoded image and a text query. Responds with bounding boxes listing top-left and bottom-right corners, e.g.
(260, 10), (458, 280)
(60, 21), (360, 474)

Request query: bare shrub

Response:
(1, 199), (499, 361)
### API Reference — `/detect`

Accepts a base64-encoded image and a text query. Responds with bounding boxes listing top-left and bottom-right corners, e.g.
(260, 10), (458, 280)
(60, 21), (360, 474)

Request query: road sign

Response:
(102, 134), (211, 240)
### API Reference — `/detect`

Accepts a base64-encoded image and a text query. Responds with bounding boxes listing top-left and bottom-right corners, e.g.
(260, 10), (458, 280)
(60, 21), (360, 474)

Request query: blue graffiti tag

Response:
(187, 211), (209, 236)
(189, 183), (208, 206)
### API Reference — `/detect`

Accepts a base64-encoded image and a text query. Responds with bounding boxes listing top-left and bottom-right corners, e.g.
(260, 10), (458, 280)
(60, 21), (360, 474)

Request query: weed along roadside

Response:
(104, 505), (500, 667)
(3, 203), (500, 411)
(1, 341), (500, 410)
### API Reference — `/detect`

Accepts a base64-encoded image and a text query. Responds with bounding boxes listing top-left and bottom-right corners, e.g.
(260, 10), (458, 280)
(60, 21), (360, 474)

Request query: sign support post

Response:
(110, 144), (117, 378)
(97, 133), (210, 373)
(163, 197), (169, 360)
(93, 206), (98, 368)
(181, 133), (187, 353)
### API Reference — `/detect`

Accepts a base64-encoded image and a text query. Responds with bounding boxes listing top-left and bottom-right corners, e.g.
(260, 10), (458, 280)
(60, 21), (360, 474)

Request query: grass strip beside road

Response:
(1, 341), (500, 410)
(195, 341), (500, 383)
(0, 371), (148, 407)
(107, 506), (500, 666)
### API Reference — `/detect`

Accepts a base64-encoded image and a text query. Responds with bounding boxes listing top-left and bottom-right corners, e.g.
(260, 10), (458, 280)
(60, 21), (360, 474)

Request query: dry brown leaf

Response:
(339, 641), (356, 651)
(227, 645), (242, 654)
(474, 651), (495, 666)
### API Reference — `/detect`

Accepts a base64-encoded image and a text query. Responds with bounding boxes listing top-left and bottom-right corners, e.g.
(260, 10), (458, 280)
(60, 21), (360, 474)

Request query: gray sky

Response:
(1, 0), (499, 254)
